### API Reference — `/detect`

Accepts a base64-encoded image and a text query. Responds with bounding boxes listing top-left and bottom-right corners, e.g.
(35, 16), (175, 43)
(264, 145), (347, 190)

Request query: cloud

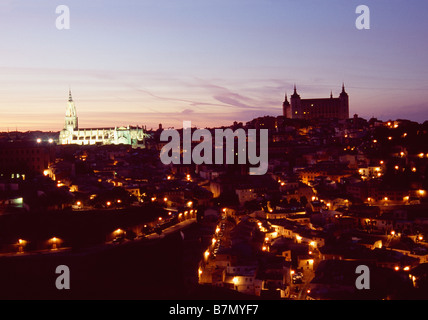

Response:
(212, 95), (253, 109)
(181, 108), (194, 114)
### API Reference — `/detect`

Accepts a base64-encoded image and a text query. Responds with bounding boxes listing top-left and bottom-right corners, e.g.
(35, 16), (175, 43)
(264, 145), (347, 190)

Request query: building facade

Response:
(59, 90), (149, 147)
(0, 141), (55, 177)
(283, 84), (349, 120)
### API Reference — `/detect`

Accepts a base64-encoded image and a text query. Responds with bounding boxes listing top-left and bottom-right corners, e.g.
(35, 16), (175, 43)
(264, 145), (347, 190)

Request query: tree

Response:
(300, 196), (308, 207)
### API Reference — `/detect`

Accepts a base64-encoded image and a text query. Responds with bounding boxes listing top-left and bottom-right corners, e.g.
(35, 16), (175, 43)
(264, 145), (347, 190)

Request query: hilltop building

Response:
(59, 90), (149, 147)
(283, 84), (349, 120)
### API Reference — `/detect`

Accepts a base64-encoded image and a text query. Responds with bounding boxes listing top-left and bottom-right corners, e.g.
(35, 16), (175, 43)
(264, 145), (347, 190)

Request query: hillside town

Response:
(0, 113), (428, 299)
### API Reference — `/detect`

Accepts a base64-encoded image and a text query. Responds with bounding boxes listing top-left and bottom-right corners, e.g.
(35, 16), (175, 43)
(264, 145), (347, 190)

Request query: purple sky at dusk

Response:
(0, 0), (427, 131)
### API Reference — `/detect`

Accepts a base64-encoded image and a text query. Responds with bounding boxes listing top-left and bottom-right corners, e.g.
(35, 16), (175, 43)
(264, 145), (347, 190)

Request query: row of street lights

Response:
(16, 236), (62, 254)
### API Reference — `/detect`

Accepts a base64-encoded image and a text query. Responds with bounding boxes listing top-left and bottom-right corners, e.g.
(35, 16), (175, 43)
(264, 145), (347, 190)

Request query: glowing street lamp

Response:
(50, 237), (60, 250)
(204, 250), (210, 261)
(114, 228), (123, 235)
(17, 238), (27, 253)
(232, 277), (239, 285)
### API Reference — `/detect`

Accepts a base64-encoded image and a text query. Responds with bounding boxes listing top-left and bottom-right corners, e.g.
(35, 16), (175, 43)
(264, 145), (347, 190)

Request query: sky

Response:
(0, 0), (427, 131)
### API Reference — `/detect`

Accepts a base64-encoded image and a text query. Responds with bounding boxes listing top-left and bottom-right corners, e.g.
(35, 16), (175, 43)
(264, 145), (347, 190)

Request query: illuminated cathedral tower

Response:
(64, 89), (78, 131)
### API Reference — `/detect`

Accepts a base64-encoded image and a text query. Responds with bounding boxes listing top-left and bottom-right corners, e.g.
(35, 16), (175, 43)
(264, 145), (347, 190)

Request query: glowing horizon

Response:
(1, 1), (428, 131)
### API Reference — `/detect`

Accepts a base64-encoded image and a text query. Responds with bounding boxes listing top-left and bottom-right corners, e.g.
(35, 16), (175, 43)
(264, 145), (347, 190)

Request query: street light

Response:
(232, 277), (239, 285)
(17, 238), (27, 253)
(50, 237), (60, 250)
(204, 250), (210, 260)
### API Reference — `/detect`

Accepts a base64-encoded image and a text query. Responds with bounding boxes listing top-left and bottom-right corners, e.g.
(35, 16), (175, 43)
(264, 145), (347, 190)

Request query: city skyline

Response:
(1, 0), (428, 131)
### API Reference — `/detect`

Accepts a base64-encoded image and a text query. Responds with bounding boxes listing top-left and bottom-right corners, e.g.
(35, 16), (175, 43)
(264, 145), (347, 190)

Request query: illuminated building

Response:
(59, 90), (149, 147)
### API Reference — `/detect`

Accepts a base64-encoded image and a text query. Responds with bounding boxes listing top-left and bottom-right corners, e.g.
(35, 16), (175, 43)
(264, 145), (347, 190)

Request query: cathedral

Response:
(283, 84), (349, 120)
(59, 90), (149, 147)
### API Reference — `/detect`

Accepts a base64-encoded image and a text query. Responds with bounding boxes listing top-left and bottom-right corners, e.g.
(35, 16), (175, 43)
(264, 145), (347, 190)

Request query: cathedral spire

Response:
(68, 88), (73, 102)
